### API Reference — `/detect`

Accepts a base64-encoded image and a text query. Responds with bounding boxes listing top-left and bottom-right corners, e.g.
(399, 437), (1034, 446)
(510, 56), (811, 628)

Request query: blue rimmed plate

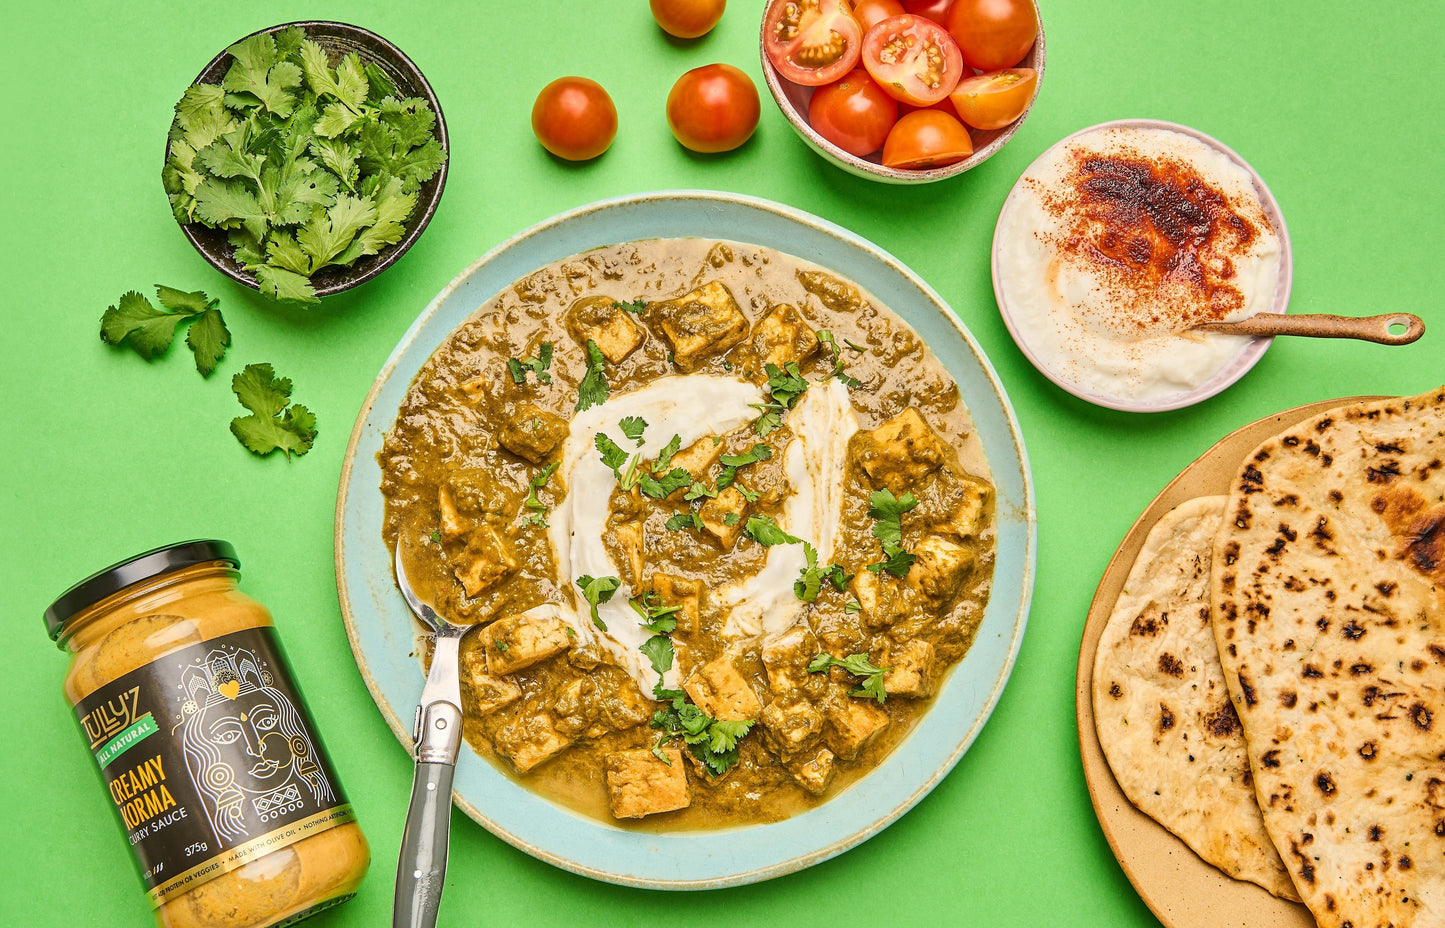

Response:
(335, 190), (1036, 888)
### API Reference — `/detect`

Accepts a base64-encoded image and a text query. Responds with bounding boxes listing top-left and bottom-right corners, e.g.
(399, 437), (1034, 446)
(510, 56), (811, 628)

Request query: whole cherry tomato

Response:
(531, 77), (618, 161)
(945, 0), (1038, 71)
(949, 67), (1036, 129)
(666, 63), (760, 152)
(881, 109), (973, 168)
(763, 0), (863, 86)
(901, 0), (954, 24)
(650, 0), (727, 39)
(850, 0), (905, 30)
(808, 68), (898, 156)
(861, 13), (966, 106)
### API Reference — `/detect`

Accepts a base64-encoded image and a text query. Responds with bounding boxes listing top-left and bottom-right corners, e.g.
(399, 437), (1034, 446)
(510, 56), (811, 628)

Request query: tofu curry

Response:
(379, 238), (995, 826)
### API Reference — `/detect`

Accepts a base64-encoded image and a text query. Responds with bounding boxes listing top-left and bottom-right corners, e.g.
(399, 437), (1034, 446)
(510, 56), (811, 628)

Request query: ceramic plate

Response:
(336, 190), (1036, 889)
(1076, 396), (1379, 926)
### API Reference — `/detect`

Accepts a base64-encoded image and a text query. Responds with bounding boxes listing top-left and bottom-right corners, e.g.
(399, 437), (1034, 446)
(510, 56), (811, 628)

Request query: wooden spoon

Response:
(1192, 312), (1425, 345)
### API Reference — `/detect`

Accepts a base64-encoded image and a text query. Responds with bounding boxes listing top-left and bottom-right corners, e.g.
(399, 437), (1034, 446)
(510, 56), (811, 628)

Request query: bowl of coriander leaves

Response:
(162, 21), (449, 304)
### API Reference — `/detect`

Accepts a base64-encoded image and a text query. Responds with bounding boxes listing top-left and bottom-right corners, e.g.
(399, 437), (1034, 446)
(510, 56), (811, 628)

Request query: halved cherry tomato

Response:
(949, 67), (1035, 129)
(881, 109), (973, 168)
(531, 77), (618, 161)
(945, 0), (1038, 71)
(849, 0), (904, 30)
(666, 63), (760, 153)
(651, 0), (727, 39)
(901, 0), (955, 24)
(861, 14), (966, 106)
(808, 68), (898, 156)
(764, 0), (863, 87)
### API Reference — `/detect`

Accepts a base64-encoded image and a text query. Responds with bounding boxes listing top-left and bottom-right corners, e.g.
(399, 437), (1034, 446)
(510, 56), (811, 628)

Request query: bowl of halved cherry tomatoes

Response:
(760, 0), (1044, 183)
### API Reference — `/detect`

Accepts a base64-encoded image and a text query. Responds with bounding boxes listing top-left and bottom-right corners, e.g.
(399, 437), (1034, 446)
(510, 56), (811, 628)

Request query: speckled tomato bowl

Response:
(759, 11), (1046, 184)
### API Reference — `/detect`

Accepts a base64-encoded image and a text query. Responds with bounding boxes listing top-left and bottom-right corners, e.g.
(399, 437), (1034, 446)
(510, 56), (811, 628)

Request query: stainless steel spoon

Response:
(1192, 311), (1426, 345)
(393, 542), (466, 928)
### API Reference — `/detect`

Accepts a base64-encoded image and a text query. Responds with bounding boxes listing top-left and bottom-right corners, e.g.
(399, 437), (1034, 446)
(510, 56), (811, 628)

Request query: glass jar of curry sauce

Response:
(45, 540), (369, 928)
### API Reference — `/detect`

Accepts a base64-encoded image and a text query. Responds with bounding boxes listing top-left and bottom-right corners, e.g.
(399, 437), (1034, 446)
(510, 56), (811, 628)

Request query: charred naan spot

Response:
(1367, 460), (1403, 483)
(1400, 855), (1413, 870)
(1283, 435), (1300, 447)
(1227, 644), (1236, 657)
(1369, 825), (1384, 841)
(1254, 448), (1271, 463)
(1281, 691), (1298, 708)
(1130, 608), (1166, 637)
(1238, 674), (1258, 706)
(1302, 665), (1324, 679)
(1159, 703), (1176, 732)
(1279, 523), (1297, 541)
(1430, 645), (1445, 664)
(1351, 662), (1374, 675)
(1413, 659), (1427, 672)
(1204, 701), (1242, 736)
(1342, 620), (1366, 640)
(1283, 639), (1296, 651)
(1375, 440), (1405, 454)
(1412, 703), (1434, 730)
(1304, 439), (1321, 456)
(1316, 417), (1334, 432)
(1317, 617), (1331, 633)
(1222, 541), (1240, 566)
(1321, 453), (1334, 466)
(1419, 459), (1444, 481)
(1239, 465), (1265, 494)
(1401, 506), (1445, 581)
(1311, 517), (1335, 552)
(1266, 537), (1287, 557)
(1261, 749), (1281, 767)
(1158, 653), (1184, 677)
(1359, 741), (1376, 759)
(1325, 589), (1337, 602)
(1234, 503), (1252, 530)
(1329, 489), (1343, 504)
(1372, 496), (1389, 514)
(1316, 772), (1336, 795)
(1109, 683), (1122, 698)
(1284, 576), (1305, 592)
(1275, 493), (1300, 508)
(1427, 778), (1445, 808)
(1376, 580), (1397, 597)
(1437, 820), (1445, 837)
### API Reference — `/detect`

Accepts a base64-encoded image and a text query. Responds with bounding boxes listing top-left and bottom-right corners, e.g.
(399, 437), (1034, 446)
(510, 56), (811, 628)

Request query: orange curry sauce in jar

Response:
(45, 540), (369, 928)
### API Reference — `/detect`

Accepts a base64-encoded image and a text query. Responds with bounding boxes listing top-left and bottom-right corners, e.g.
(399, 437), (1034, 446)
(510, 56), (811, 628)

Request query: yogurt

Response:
(994, 125), (1283, 406)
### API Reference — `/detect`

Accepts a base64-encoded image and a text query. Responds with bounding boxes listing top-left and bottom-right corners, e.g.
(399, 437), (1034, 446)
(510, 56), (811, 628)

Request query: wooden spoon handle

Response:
(1195, 312), (1426, 345)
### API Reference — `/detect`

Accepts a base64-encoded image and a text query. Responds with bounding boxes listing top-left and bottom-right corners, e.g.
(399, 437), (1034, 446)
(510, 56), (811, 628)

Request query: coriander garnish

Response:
(522, 461), (559, 527)
(576, 339), (609, 411)
(650, 683), (755, 776)
(865, 488), (920, 578)
(507, 342), (553, 385)
(794, 543), (852, 603)
(574, 574), (620, 631)
(807, 653), (889, 704)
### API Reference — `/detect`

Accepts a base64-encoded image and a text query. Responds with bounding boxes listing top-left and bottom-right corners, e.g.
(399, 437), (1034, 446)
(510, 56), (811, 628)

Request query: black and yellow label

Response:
(73, 627), (352, 907)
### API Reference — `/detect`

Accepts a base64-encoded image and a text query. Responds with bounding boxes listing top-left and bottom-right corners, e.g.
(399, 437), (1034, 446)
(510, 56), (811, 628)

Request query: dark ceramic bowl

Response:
(169, 21), (449, 298)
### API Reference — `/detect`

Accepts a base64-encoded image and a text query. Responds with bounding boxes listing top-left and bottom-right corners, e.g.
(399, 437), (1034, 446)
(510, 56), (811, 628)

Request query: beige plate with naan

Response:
(1076, 397), (1381, 928)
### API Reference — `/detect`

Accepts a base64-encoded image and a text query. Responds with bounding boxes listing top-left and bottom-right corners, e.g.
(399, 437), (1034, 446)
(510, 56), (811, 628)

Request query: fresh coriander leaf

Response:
(154, 285), (213, 315)
(723, 512), (739, 526)
(266, 231), (314, 275)
(807, 653), (889, 704)
(594, 432), (630, 473)
(363, 61), (396, 101)
(640, 634), (674, 676)
(575, 574), (620, 631)
(638, 467), (692, 500)
(733, 484), (760, 503)
(868, 488), (920, 526)
(753, 408), (783, 437)
(429, 529), (442, 544)
(297, 194), (378, 268)
(610, 299), (648, 313)
(684, 481), (717, 502)
(866, 488), (920, 577)
(707, 719), (754, 755)
(843, 338), (868, 352)
(185, 307), (231, 376)
(193, 177), (269, 241)
(222, 34), (303, 117)
(508, 342), (554, 385)
(744, 514), (802, 548)
(843, 600), (862, 614)
(229, 362), (317, 457)
(651, 738), (673, 765)
(576, 340), (609, 411)
(719, 444), (772, 467)
(652, 434), (682, 472)
(521, 461), (559, 527)
(631, 596), (680, 635)
(807, 653), (834, 673)
(100, 291), (185, 359)
(256, 265), (318, 304)
(867, 547), (917, 578)
(665, 511), (703, 532)
(619, 416), (647, 445)
(355, 105), (447, 193)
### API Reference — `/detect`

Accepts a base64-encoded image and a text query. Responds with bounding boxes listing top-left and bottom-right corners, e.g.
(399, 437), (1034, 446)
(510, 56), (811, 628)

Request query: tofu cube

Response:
(654, 281), (749, 370)
(437, 485), (470, 542)
(610, 520), (646, 587)
(852, 408), (947, 492)
(760, 698), (824, 760)
(565, 295), (645, 364)
(761, 624), (820, 694)
(787, 747), (835, 795)
(494, 711), (572, 773)
(650, 573), (702, 635)
(752, 302), (820, 369)
(882, 639), (936, 698)
(604, 748), (691, 819)
(453, 525), (517, 598)
(496, 404), (569, 464)
(826, 699), (889, 761)
(479, 606), (573, 675)
(850, 569), (898, 628)
(937, 478), (990, 539)
(684, 658), (762, 721)
(906, 535), (974, 602)
(460, 650), (523, 714)
(698, 486), (749, 550)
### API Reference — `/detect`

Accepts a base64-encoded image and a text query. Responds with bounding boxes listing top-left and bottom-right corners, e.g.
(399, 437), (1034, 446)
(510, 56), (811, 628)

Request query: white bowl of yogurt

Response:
(991, 119), (1292, 412)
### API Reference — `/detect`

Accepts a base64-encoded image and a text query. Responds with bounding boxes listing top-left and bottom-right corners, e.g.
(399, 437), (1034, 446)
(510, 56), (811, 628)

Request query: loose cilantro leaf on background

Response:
(866, 488), (920, 578)
(575, 574), (620, 631)
(522, 461), (559, 527)
(508, 342), (553, 385)
(744, 514), (802, 547)
(619, 416), (647, 445)
(808, 653), (890, 704)
(100, 286), (231, 376)
(576, 340), (609, 411)
(753, 362), (808, 436)
(229, 362), (317, 457)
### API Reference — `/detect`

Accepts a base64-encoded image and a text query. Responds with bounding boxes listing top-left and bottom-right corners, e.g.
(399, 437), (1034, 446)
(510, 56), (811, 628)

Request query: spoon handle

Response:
(1195, 312), (1426, 345)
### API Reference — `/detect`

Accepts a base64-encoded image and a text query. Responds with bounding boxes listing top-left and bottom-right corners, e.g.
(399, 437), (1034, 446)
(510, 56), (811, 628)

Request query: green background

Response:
(3, 1), (1440, 925)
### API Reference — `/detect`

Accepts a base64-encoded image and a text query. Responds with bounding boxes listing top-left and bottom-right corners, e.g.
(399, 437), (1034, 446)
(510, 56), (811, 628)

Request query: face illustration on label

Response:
(177, 645), (335, 843)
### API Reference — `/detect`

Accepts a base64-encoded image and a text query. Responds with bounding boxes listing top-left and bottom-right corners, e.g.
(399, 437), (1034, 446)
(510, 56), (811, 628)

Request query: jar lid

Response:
(44, 540), (240, 644)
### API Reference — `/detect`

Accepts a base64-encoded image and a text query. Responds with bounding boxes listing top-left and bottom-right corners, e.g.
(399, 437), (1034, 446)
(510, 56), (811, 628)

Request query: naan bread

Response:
(1094, 496), (1300, 900)
(1213, 387), (1445, 928)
